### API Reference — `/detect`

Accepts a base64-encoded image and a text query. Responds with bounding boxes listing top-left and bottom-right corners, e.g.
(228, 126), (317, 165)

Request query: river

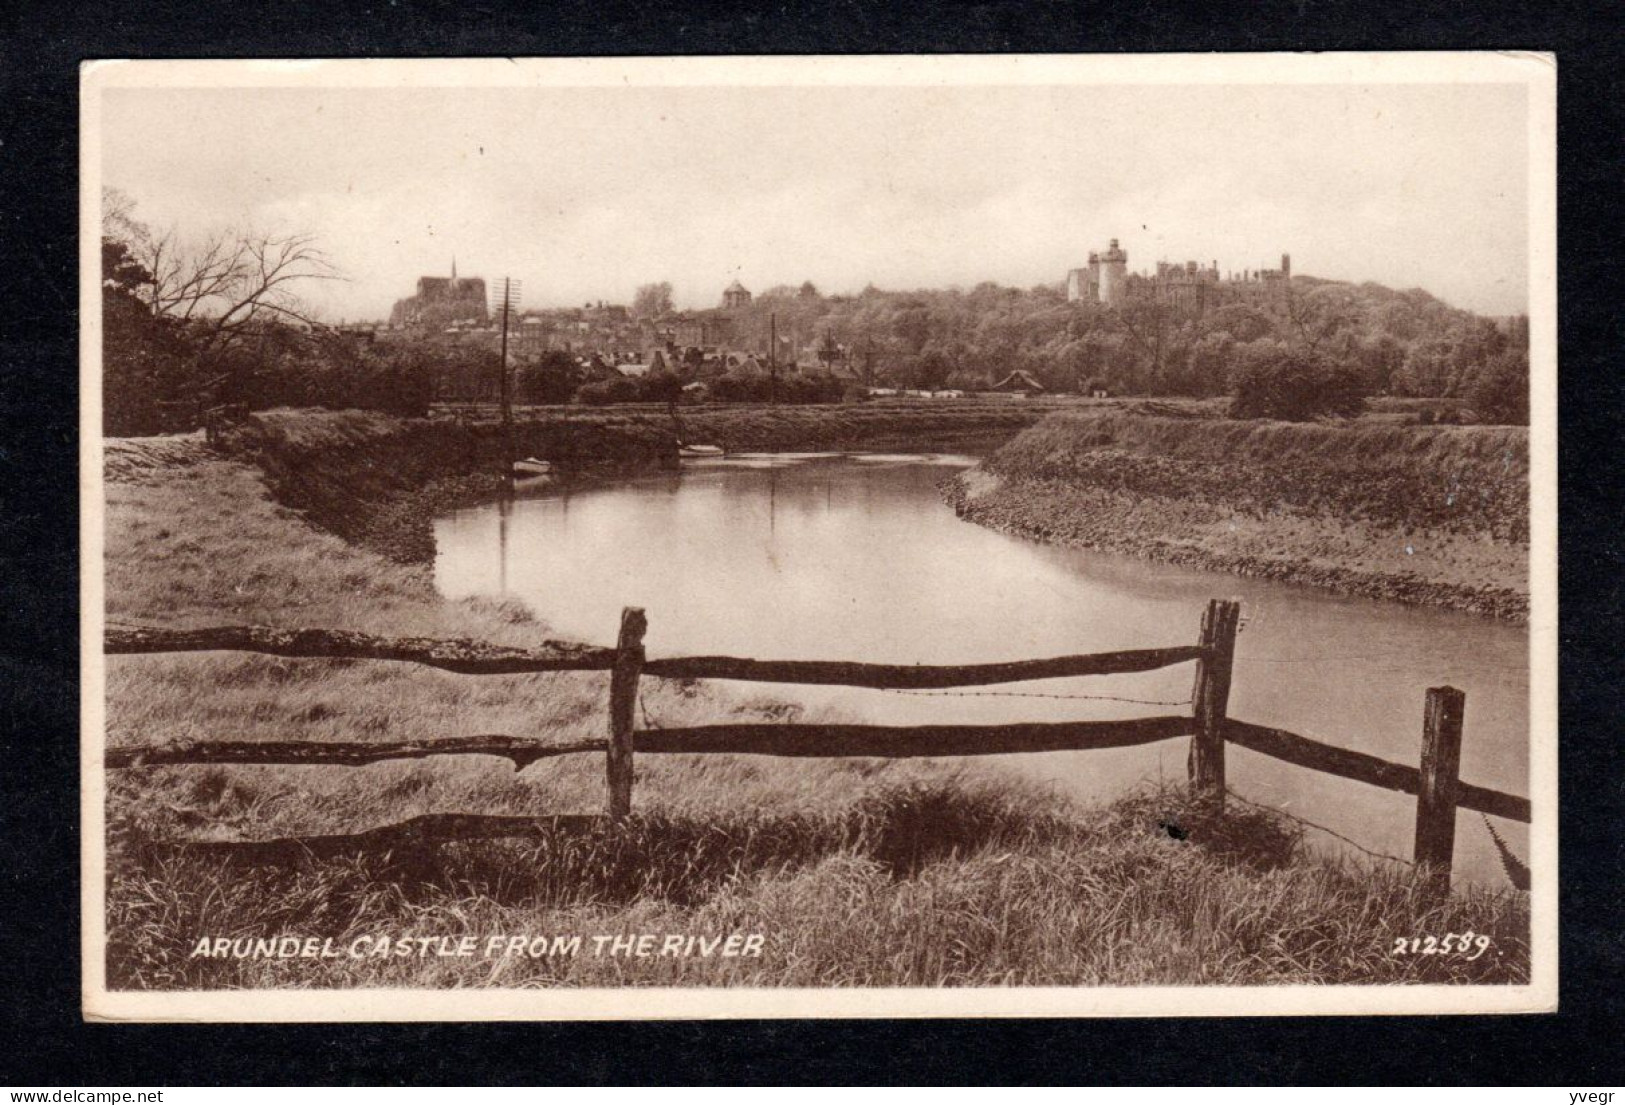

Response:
(434, 452), (1530, 886)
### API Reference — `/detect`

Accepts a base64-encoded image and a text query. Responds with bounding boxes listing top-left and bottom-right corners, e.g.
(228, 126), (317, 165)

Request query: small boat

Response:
(677, 443), (725, 458)
(512, 457), (554, 476)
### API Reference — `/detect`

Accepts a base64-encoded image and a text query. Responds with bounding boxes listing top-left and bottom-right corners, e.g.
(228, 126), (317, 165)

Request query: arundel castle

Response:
(1066, 238), (1292, 314)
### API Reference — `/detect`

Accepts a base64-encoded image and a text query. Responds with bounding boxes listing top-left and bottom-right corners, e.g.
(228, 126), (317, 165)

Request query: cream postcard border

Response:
(79, 51), (1559, 1022)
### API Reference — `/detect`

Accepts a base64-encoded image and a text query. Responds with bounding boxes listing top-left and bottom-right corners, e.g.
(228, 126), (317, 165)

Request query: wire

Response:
(1225, 787), (1413, 867)
(879, 687), (1192, 707)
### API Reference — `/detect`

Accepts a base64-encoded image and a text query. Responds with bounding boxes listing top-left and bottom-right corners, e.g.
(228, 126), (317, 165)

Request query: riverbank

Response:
(947, 412), (1529, 621)
(99, 422), (1529, 988)
(210, 403), (1059, 563)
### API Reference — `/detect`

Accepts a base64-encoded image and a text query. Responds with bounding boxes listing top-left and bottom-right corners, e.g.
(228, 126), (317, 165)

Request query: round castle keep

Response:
(1066, 237), (1291, 311)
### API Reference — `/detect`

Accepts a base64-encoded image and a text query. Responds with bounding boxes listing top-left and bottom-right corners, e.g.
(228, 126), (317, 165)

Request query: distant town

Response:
(333, 237), (1306, 401)
(102, 196), (1529, 435)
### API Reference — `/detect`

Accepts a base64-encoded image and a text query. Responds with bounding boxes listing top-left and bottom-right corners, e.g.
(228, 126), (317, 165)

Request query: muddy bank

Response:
(946, 412), (1529, 621)
(211, 409), (674, 562)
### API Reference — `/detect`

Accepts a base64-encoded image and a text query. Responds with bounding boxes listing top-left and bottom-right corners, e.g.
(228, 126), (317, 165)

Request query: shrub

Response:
(710, 372), (771, 403)
(778, 374), (847, 404)
(574, 376), (640, 405)
(638, 369), (685, 405)
(1228, 349), (1368, 421)
(1464, 350), (1530, 425)
(516, 351), (580, 404)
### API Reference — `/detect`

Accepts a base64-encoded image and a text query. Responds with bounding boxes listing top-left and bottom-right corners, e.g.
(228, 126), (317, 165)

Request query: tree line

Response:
(717, 279), (1529, 422)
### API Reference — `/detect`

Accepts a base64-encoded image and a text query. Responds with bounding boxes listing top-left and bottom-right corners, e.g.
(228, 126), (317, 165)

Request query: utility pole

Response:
(490, 277), (522, 479)
(769, 311), (778, 406)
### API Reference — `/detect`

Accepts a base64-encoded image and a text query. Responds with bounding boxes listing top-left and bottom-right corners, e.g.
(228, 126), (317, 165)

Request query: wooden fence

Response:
(105, 600), (1530, 890)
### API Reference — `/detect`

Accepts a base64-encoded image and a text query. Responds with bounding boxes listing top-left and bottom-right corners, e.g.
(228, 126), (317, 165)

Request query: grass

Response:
(100, 419), (1530, 989)
(107, 771), (1530, 989)
(986, 411), (1528, 538)
(953, 410), (1530, 620)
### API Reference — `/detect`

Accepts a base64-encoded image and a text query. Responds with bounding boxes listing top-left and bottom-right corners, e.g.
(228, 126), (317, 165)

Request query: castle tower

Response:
(1281, 253), (1291, 279)
(1099, 238), (1128, 307)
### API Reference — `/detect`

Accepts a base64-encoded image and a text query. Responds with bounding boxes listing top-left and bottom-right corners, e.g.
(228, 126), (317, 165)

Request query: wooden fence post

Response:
(1415, 685), (1465, 896)
(606, 606), (648, 822)
(1190, 599), (1241, 809)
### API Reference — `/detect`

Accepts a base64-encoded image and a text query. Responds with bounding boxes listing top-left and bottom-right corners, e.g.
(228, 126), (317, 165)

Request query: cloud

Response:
(101, 81), (1530, 318)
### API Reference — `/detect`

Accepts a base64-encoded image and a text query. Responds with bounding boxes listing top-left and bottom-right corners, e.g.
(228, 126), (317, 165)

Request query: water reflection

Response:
(439, 453), (1530, 885)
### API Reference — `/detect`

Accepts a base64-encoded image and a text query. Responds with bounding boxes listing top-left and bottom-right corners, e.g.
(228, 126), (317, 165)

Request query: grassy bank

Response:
(949, 411), (1529, 620)
(101, 427), (1528, 988)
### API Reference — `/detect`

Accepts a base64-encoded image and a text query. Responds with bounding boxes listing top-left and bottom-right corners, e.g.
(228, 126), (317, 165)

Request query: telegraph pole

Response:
(490, 277), (522, 479)
(769, 311), (778, 406)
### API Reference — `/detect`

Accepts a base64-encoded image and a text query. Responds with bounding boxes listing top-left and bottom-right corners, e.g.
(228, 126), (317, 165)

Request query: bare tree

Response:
(103, 189), (341, 352)
(140, 227), (340, 353)
(102, 189), (344, 411)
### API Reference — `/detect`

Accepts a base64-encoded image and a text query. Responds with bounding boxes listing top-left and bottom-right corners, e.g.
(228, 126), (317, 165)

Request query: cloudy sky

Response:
(100, 78), (1530, 319)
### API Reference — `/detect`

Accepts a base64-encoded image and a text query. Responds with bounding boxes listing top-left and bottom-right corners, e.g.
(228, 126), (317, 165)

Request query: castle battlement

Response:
(1066, 239), (1291, 312)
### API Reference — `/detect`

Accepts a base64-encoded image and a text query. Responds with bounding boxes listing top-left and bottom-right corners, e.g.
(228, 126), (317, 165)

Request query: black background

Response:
(1, 0), (1620, 1085)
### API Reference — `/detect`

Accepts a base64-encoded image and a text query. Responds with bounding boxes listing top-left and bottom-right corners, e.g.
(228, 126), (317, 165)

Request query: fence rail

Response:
(1223, 719), (1531, 824)
(104, 599), (1531, 891)
(106, 624), (618, 675)
(105, 625), (1203, 689)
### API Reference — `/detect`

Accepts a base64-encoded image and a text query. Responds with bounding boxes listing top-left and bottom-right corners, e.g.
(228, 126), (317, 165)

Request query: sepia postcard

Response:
(80, 52), (1557, 1021)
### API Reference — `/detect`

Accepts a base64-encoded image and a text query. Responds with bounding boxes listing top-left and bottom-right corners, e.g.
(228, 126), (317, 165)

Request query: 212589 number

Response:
(1391, 933), (1492, 960)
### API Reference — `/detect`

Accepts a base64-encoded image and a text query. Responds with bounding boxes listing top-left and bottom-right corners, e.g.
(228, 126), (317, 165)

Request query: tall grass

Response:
(988, 411), (1528, 539)
(107, 775), (1529, 989)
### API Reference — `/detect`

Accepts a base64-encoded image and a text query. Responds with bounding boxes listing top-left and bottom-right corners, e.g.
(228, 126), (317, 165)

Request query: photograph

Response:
(79, 53), (1557, 1020)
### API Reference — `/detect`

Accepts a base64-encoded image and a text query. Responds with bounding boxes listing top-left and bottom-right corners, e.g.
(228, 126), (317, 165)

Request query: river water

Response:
(434, 453), (1529, 886)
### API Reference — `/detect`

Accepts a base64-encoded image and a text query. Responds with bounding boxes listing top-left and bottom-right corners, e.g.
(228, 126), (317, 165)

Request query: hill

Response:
(714, 276), (1527, 412)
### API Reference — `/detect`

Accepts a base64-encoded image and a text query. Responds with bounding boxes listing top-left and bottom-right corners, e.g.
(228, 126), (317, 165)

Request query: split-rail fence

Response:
(105, 600), (1530, 890)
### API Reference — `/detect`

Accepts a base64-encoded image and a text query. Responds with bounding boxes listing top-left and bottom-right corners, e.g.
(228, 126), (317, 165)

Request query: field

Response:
(950, 410), (1530, 620)
(100, 421), (1529, 988)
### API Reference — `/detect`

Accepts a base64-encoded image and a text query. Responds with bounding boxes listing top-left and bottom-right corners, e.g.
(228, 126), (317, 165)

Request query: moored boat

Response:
(677, 443), (725, 458)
